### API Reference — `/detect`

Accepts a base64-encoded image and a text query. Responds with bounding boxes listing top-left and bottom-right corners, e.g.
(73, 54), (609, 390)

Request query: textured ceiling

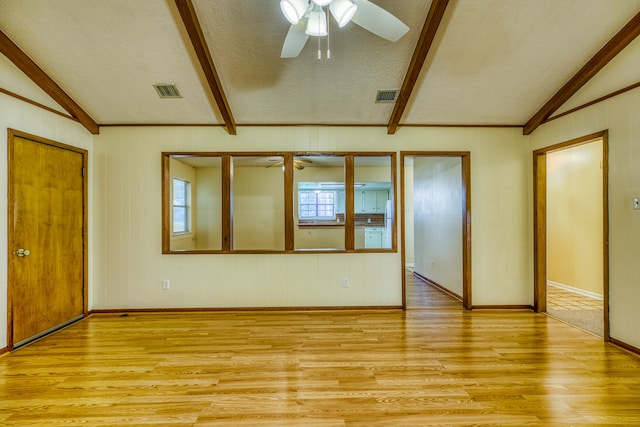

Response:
(404, 0), (640, 125)
(1, 0), (640, 130)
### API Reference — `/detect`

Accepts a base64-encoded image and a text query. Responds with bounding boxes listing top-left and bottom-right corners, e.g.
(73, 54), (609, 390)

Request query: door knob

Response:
(15, 248), (30, 257)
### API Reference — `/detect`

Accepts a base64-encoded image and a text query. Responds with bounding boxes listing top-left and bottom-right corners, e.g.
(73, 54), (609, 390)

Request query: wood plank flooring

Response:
(1, 310), (639, 426)
(405, 269), (462, 309)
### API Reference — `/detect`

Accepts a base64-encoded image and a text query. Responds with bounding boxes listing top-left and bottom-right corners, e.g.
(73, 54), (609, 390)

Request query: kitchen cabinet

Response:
(335, 190), (345, 213)
(365, 227), (387, 248)
(355, 190), (389, 213)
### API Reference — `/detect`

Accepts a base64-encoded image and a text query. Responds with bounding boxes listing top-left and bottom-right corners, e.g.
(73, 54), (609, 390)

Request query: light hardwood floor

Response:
(405, 269), (462, 309)
(1, 310), (639, 426)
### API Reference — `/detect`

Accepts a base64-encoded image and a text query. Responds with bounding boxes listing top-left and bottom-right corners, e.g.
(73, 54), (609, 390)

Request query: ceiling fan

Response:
(280, 0), (409, 58)
(266, 157), (313, 170)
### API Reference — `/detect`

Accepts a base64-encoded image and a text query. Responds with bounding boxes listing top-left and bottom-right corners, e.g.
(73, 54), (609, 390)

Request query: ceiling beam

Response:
(523, 11), (640, 135)
(387, 0), (450, 135)
(175, 0), (236, 135)
(0, 30), (99, 134)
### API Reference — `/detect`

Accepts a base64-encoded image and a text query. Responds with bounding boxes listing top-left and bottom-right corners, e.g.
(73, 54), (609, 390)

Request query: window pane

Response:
(173, 179), (186, 206)
(294, 156), (345, 250)
(173, 206), (187, 233)
(172, 178), (190, 234)
(354, 155), (393, 249)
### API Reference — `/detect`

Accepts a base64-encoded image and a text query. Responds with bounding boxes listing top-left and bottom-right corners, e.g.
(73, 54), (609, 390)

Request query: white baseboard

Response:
(547, 280), (603, 300)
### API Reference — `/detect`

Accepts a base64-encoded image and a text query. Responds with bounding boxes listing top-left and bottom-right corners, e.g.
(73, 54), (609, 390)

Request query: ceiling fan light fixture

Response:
(306, 8), (328, 36)
(280, 0), (309, 25)
(330, 0), (356, 27)
(312, 0), (333, 6)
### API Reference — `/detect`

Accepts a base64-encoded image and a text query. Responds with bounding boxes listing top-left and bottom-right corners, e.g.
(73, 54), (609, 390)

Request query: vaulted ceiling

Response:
(1, 0), (640, 136)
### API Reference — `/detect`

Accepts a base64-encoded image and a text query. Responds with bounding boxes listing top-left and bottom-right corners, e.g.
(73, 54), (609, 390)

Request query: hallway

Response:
(406, 268), (462, 309)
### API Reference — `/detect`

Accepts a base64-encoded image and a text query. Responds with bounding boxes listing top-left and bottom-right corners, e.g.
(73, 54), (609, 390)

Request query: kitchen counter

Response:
(298, 213), (386, 227)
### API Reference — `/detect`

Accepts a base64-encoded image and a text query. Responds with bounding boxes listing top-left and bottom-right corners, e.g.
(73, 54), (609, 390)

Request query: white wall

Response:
(530, 86), (640, 348)
(0, 62), (93, 349)
(413, 157), (463, 296)
(92, 126), (530, 310)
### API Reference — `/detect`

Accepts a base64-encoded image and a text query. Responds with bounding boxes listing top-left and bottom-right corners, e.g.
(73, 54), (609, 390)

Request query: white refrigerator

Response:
(384, 199), (393, 248)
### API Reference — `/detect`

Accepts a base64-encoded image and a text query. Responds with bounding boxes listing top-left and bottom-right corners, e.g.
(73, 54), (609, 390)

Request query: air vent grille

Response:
(375, 89), (399, 103)
(153, 83), (181, 98)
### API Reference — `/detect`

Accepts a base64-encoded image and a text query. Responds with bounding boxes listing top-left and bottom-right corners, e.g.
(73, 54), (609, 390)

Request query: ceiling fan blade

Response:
(294, 163), (304, 170)
(351, 0), (409, 42)
(281, 22), (310, 58)
(295, 158), (312, 163)
(266, 161), (284, 168)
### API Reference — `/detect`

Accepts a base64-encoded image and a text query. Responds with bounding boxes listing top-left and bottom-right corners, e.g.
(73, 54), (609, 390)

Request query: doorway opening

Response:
(533, 131), (609, 339)
(401, 152), (471, 310)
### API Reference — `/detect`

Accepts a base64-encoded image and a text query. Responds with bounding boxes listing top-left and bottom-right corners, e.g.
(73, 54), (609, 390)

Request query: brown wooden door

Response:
(8, 131), (87, 347)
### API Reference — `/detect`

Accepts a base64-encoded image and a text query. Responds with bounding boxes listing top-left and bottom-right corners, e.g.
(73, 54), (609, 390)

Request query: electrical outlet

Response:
(342, 278), (349, 288)
(634, 197), (640, 210)
(162, 279), (170, 290)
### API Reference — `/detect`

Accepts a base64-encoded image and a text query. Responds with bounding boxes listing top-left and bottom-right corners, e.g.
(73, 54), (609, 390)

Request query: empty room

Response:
(1, 0), (640, 425)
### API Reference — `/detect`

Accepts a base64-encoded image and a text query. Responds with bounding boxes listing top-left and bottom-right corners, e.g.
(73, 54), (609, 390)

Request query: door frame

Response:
(7, 129), (89, 349)
(533, 130), (609, 340)
(400, 151), (472, 310)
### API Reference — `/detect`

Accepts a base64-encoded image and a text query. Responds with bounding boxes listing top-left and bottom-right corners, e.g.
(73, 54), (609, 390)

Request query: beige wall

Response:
(354, 165), (392, 182)
(91, 125), (530, 311)
(233, 166), (285, 250)
(194, 167), (222, 250)
(530, 87), (640, 349)
(413, 157), (463, 296)
(547, 141), (603, 296)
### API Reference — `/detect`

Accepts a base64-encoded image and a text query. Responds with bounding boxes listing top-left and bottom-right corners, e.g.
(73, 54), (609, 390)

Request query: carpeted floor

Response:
(547, 308), (603, 337)
(547, 284), (604, 337)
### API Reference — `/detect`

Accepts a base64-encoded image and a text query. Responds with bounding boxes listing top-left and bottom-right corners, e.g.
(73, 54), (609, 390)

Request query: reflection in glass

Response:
(294, 156), (345, 250)
(232, 156), (285, 251)
(354, 155), (392, 249)
(169, 155), (222, 251)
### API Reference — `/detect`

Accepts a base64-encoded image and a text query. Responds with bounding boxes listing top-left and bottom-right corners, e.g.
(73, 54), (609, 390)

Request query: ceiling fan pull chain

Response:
(317, 34), (321, 60)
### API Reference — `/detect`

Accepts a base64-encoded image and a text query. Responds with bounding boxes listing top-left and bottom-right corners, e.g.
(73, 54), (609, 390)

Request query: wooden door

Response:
(8, 130), (87, 348)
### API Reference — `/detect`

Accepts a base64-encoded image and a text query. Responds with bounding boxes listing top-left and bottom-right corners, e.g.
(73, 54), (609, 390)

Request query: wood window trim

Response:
(161, 151), (397, 254)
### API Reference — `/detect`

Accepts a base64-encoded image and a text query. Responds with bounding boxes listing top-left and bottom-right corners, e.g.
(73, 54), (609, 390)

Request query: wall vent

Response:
(153, 83), (182, 98)
(375, 89), (399, 103)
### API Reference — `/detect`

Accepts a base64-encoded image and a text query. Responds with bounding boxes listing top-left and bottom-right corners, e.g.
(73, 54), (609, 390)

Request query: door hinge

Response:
(82, 167), (86, 177)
